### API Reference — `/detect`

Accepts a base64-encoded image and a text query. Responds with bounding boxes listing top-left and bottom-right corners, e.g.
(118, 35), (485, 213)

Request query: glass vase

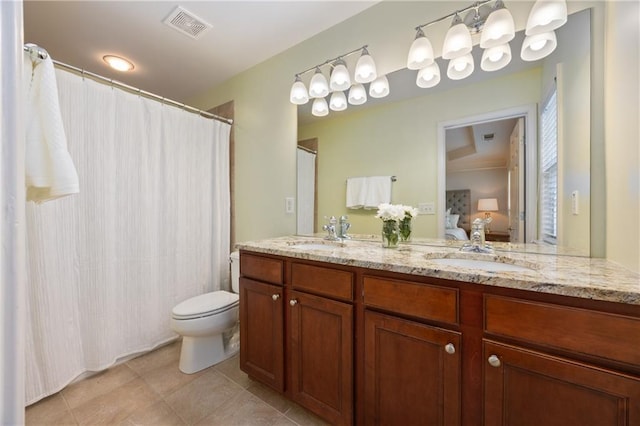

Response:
(399, 217), (412, 243)
(381, 220), (400, 248)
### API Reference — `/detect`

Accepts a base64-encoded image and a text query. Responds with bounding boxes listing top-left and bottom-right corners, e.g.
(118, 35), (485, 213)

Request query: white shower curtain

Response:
(24, 68), (231, 405)
(296, 148), (316, 235)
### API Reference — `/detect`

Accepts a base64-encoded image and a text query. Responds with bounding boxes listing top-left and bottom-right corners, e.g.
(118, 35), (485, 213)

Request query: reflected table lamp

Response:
(478, 198), (499, 233)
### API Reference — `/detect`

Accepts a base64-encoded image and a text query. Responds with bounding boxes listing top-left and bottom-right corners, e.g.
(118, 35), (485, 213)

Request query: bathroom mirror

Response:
(297, 8), (593, 257)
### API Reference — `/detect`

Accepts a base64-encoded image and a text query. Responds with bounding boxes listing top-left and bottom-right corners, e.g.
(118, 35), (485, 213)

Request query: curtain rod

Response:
(23, 44), (233, 126)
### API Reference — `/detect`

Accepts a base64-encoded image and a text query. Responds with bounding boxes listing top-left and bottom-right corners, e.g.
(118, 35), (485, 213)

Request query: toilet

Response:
(171, 251), (241, 374)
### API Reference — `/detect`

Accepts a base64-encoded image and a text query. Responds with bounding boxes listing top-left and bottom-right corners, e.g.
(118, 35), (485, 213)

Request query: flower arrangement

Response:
(376, 204), (419, 247)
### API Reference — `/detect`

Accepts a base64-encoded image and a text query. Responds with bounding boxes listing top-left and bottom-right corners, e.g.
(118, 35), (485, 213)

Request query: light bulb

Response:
(416, 62), (440, 88)
(407, 29), (435, 70)
(289, 76), (309, 105)
(525, 0), (567, 35)
(369, 75), (389, 98)
(447, 53), (474, 80)
(329, 60), (351, 91)
(521, 31), (557, 61)
(355, 48), (377, 83)
(329, 91), (348, 111)
(311, 97), (329, 117)
(348, 83), (367, 105)
(308, 68), (329, 98)
(442, 14), (472, 59)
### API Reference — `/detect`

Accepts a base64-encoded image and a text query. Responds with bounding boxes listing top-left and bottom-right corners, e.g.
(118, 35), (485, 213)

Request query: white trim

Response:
(437, 104), (538, 241)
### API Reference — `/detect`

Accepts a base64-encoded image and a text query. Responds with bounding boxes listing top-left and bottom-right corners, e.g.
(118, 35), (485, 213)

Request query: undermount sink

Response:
(427, 257), (537, 272)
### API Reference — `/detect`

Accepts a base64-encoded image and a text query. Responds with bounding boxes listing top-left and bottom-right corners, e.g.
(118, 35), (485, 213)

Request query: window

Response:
(540, 88), (558, 244)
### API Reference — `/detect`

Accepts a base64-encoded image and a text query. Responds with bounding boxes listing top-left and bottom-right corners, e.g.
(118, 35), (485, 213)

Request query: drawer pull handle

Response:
(444, 343), (456, 355)
(272, 294), (280, 301)
(289, 299), (298, 306)
(488, 355), (501, 368)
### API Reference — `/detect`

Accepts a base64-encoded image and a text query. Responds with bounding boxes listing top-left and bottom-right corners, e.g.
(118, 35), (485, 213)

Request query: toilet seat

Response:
(172, 291), (239, 320)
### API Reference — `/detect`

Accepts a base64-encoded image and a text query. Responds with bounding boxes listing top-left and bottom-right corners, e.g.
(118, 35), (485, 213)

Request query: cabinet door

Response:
(364, 310), (461, 425)
(288, 290), (353, 425)
(484, 340), (640, 426)
(239, 277), (284, 392)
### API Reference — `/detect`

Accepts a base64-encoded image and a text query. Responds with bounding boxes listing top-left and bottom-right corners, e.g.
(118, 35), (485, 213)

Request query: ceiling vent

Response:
(163, 6), (212, 40)
(483, 133), (495, 142)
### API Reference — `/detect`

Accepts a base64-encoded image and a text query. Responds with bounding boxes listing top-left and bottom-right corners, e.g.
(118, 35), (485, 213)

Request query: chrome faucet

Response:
(338, 215), (351, 240)
(461, 218), (494, 253)
(322, 216), (339, 241)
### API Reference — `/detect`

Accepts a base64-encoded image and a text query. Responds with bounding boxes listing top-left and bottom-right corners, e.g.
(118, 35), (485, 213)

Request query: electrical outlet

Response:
(418, 202), (435, 215)
(285, 197), (295, 214)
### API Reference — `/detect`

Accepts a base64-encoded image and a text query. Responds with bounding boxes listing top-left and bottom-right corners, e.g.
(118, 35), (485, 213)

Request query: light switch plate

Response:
(285, 197), (295, 214)
(418, 202), (435, 215)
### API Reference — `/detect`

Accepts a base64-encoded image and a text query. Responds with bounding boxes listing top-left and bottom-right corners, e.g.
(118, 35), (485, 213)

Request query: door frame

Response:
(437, 104), (538, 242)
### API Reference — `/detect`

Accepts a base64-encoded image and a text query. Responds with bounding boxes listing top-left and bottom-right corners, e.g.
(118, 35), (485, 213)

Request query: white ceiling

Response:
(24, 1), (379, 103)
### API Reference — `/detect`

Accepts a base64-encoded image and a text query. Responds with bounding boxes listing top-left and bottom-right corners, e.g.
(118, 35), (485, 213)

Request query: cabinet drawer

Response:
(363, 276), (458, 325)
(240, 253), (284, 285)
(291, 263), (353, 301)
(485, 295), (640, 366)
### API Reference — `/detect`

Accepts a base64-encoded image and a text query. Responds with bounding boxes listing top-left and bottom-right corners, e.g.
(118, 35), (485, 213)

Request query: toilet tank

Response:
(230, 251), (240, 293)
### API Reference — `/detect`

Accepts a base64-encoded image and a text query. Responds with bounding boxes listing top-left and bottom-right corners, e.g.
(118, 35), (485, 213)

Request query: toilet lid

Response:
(172, 291), (239, 319)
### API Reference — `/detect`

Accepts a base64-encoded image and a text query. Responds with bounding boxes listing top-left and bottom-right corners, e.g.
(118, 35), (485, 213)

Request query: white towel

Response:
(363, 176), (392, 209)
(346, 177), (367, 209)
(24, 52), (79, 203)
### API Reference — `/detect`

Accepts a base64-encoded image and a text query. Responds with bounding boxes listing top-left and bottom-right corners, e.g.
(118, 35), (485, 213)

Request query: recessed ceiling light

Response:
(103, 55), (135, 72)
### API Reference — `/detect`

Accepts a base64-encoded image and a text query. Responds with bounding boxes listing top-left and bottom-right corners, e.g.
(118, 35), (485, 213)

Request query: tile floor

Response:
(25, 341), (329, 425)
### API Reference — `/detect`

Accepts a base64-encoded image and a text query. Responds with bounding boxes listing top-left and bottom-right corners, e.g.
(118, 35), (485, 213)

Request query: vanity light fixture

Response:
(407, 0), (566, 88)
(289, 44), (386, 117)
(102, 55), (134, 72)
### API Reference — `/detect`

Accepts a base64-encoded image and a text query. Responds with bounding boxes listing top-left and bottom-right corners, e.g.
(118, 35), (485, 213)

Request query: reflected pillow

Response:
(445, 214), (460, 229)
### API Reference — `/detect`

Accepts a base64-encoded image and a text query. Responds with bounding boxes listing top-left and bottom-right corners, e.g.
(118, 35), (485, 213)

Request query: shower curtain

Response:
(24, 68), (231, 405)
(296, 148), (316, 235)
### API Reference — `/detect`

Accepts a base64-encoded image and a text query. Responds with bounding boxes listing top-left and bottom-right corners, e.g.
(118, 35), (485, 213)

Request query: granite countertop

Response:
(236, 235), (640, 306)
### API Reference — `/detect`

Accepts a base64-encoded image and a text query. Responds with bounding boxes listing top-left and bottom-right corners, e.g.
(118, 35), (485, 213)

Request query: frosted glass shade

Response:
(311, 97), (329, 116)
(348, 83), (367, 105)
(525, 0), (567, 36)
(308, 69), (329, 98)
(521, 31), (557, 61)
(330, 61), (351, 91)
(354, 52), (377, 83)
(480, 8), (515, 49)
(447, 53), (474, 80)
(369, 75), (389, 98)
(289, 78), (309, 105)
(407, 31), (435, 70)
(442, 17), (472, 59)
(416, 62), (441, 88)
(481, 44), (512, 71)
(329, 91), (348, 111)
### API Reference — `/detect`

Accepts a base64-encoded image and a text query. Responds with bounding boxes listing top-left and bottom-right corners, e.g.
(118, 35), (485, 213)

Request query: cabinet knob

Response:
(289, 299), (298, 306)
(444, 343), (456, 355)
(271, 294), (280, 301)
(488, 354), (501, 368)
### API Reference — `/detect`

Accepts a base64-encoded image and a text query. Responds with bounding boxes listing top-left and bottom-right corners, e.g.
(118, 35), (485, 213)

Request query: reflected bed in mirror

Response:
(297, 8), (592, 257)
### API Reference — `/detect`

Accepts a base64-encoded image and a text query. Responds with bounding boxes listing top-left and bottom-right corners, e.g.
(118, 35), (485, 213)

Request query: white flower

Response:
(375, 203), (407, 221)
(401, 205), (419, 218)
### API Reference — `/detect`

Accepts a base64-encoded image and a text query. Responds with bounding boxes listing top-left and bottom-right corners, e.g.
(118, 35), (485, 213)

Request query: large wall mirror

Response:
(297, 8), (592, 257)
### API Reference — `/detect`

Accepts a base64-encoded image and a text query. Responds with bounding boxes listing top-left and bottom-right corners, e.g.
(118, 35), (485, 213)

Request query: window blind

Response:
(540, 89), (558, 244)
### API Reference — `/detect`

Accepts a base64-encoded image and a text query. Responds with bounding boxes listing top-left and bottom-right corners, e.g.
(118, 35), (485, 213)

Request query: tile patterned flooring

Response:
(25, 341), (329, 425)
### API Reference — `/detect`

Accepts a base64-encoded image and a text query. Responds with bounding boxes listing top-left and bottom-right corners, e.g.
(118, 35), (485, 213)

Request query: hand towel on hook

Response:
(24, 50), (79, 203)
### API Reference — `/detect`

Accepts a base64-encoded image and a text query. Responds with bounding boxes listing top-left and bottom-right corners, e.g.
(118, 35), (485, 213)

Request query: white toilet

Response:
(171, 251), (241, 374)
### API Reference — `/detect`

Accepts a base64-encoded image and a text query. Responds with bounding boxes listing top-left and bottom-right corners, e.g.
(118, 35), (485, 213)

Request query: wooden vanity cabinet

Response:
(483, 295), (640, 425)
(239, 254), (285, 391)
(362, 276), (462, 425)
(239, 252), (354, 425)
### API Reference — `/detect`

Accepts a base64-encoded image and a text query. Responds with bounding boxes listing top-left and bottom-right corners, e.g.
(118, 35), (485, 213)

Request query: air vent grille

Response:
(163, 6), (212, 40)
(483, 133), (495, 142)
